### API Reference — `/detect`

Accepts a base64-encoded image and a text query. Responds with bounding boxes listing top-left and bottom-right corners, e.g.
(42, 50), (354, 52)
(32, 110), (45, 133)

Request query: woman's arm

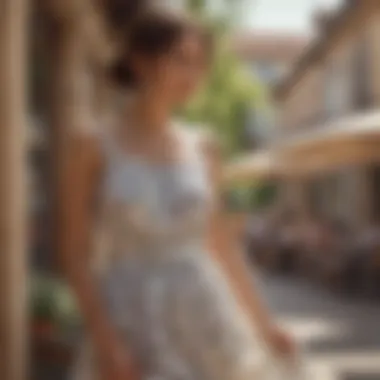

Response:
(59, 132), (111, 348)
(204, 137), (295, 355)
(59, 131), (139, 379)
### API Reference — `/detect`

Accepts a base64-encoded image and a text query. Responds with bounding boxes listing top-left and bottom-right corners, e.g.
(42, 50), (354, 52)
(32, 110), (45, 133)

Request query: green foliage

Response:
(30, 273), (81, 332)
(187, 0), (206, 13)
(182, 0), (264, 157)
(224, 181), (278, 211)
(224, 186), (252, 212)
(246, 182), (278, 210)
(254, 183), (277, 207)
(30, 275), (57, 322)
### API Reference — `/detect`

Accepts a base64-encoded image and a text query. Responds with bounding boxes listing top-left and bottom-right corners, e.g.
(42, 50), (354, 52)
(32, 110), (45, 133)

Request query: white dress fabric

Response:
(70, 125), (299, 380)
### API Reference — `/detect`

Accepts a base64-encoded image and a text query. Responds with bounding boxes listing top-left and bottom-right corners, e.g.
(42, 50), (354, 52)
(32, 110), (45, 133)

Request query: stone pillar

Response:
(0, 0), (29, 378)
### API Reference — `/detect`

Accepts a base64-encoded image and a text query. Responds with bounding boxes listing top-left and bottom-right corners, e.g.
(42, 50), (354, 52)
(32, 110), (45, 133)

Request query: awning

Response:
(223, 150), (282, 183)
(281, 111), (380, 150)
(277, 111), (380, 175)
(223, 111), (380, 183)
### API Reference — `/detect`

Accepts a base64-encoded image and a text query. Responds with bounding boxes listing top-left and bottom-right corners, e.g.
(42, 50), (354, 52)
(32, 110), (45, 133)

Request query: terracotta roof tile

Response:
(232, 32), (309, 63)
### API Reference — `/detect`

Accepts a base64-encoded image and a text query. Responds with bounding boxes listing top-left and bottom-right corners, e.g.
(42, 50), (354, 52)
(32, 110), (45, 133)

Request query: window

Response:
(324, 64), (338, 117)
(324, 60), (350, 118)
(247, 106), (277, 147)
(307, 175), (340, 218)
(253, 61), (281, 84)
(352, 35), (372, 110)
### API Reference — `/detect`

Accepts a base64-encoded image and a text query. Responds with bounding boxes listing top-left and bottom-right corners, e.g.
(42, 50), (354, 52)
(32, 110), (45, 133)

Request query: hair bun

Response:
(108, 8), (213, 90)
(101, 0), (148, 33)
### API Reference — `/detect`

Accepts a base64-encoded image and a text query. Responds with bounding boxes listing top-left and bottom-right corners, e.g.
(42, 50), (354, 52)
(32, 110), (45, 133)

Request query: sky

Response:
(237, 0), (343, 35)
(164, 0), (343, 35)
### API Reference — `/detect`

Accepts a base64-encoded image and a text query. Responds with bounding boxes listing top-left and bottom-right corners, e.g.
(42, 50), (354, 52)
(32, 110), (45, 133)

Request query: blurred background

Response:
(2, 0), (380, 379)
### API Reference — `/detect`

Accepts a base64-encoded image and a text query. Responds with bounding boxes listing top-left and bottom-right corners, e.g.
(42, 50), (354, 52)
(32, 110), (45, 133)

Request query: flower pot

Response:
(31, 329), (73, 366)
(31, 333), (74, 380)
(32, 319), (56, 341)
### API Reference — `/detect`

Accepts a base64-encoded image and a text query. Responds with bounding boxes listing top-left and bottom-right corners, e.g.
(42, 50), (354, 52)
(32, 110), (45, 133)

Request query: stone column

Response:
(0, 0), (29, 378)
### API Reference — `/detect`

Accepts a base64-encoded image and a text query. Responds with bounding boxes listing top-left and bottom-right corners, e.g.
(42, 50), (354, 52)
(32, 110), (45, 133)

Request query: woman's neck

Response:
(127, 91), (172, 136)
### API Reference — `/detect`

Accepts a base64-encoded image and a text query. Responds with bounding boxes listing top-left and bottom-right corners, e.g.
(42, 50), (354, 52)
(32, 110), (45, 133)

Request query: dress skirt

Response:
(70, 248), (290, 380)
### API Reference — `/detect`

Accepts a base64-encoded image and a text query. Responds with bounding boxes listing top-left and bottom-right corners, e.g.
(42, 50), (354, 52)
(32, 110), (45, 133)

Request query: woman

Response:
(62, 10), (296, 380)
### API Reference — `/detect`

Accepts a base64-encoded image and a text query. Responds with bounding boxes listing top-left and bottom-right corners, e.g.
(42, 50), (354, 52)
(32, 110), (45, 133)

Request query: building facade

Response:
(273, 0), (380, 228)
(233, 32), (308, 148)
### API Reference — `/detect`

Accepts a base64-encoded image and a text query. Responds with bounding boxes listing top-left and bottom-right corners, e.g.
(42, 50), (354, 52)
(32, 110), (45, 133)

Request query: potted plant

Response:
(30, 274), (81, 366)
(30, 275), (59, 341)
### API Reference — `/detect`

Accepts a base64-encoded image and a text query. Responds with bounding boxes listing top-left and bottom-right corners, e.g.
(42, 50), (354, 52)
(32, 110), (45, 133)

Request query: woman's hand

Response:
(265, 325), (297, 359)
(100, 339), (141, 380)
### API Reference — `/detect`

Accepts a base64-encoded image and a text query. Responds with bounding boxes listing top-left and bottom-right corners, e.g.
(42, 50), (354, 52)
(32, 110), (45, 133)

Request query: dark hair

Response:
(110, 10), (213, 88)
(100, 0), (148, 33)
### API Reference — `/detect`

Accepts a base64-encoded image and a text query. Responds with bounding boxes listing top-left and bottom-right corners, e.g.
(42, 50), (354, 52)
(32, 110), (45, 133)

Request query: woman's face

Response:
(140, 32), (209, 105)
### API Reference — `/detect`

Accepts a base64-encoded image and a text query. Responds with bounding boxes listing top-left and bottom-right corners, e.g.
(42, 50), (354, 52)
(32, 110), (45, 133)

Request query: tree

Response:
(182, 0), (264, 157)
(187, 0), (205, 13)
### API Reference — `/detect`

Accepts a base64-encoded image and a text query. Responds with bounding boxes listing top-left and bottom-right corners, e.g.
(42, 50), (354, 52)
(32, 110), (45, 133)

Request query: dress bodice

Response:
(92, 124), (213, 271)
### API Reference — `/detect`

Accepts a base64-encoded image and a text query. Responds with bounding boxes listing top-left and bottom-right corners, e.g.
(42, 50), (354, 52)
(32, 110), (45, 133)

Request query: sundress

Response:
(70, 123), (299, 380)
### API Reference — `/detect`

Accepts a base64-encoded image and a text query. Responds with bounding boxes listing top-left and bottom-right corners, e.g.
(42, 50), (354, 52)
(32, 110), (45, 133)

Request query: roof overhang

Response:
(224, 111), (380, 182)
(273, 1), (373, 101)
(277, 111), (380, 175)
(223, 150), (284, 184)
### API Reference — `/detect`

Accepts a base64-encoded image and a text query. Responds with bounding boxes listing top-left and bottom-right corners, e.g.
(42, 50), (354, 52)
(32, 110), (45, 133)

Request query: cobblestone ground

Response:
(256, 272), (380, 380)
